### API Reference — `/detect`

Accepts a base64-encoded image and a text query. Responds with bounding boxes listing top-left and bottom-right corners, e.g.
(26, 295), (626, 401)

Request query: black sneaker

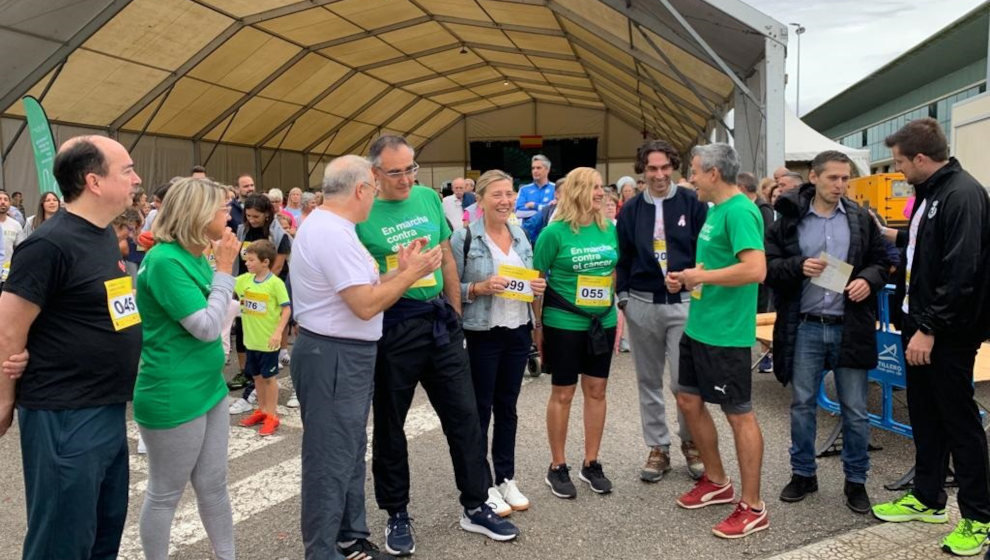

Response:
(459, 504), (520, 542)
(338, 538), (396, 559)
(545, 464), (577, 499)
(384, 512), (414, 556)
(578, 460), (613, 494)
(779, 474), (818, 503)
(844, 480), (871, 514)
(226, 372), (249, 390)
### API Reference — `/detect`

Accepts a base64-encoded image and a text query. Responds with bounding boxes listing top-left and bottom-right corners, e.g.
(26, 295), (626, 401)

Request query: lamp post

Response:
(789, 22), (806, 115)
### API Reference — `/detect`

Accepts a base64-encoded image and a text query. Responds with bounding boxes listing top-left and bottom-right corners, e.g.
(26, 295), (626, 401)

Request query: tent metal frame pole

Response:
(302, 87), (394, 153)
(634, 24), (735, 137)
(1, 59), (67, 163)
(654, 0), (762, 110)
(308, 131), (337, 177)
(261, 120), (296, 176)
(202, 108), (239, 167)
(0, 0), (132, 112)
(256, 70), (356, 148)
(128, 83), (175, 153)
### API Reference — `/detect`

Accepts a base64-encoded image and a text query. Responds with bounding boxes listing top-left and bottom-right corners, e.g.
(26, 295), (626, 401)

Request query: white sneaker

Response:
(137, 434), (147, 455)
(247, 389), (257, 405)
(229, 398), (252, 414)
(486, 486), (512, 517)
(278, 349), (290, 368)
(286, 391), (299, 408)
(498, 479), (530, 511)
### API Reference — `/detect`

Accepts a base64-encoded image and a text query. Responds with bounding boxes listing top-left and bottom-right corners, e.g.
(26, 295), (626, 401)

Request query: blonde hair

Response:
(552, 167), (606, 233)
(152, 178), (226, 248)
(474, 169), (513, 199)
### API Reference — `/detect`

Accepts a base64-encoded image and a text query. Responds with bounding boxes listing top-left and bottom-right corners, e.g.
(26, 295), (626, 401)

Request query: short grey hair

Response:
(690, 143), (739, 184)
(266, 188), (283, 202)
(736, 172), (758, 193)
(531, 154), (551, 170)
(323, 155), (373, 197)
(301, 191), (315, 205)
(368, 135), (415, 168)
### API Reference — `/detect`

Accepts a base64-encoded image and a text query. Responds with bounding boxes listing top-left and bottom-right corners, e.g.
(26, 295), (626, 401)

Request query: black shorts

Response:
(234, 317), (246, 353)
(245, 350), (280, 379)
(678, 333), (752, 413)
(543, 325), (616, 386)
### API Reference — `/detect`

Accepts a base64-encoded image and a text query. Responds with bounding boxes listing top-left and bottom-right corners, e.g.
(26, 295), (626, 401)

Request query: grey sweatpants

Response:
(290, 329), (376, 560)
(138, 399), (234, 560)
(623, 297), (692, 449)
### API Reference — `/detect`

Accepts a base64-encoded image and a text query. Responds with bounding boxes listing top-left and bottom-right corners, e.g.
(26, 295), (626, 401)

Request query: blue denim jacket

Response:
(450, 218), (534, 330)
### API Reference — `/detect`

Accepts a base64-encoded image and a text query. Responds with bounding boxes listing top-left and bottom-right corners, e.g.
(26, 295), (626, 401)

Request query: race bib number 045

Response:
(105, 276), (140, 331)
(576, 275), (612, 307)
(495, 264), (539, 303)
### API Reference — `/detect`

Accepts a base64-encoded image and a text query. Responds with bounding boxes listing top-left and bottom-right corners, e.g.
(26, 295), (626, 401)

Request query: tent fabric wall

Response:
(260, 149), (306, 191)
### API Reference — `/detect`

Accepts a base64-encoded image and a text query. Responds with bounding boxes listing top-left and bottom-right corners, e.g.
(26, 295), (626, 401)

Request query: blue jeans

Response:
(790, 321), (870, 483)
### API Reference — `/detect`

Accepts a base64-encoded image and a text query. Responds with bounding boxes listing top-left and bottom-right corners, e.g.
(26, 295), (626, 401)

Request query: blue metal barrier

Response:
(816, 285), (913, 439)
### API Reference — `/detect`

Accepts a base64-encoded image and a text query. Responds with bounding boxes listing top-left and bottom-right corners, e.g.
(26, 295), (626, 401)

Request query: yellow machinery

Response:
(847, 173), (913, 227)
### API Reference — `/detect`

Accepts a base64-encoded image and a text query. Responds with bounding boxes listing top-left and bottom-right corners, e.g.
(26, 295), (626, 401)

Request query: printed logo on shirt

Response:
(927, 200), (938, 219)
(678, 215), (686, 227)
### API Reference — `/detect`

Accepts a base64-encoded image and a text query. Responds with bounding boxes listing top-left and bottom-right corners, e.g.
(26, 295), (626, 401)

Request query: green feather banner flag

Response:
(22, 95), (61, 198)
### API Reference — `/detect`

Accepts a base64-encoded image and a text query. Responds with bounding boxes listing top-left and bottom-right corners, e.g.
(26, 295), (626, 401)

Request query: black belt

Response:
(800, 313), (843, 325)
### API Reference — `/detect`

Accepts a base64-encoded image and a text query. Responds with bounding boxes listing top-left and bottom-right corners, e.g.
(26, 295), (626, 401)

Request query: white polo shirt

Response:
(291, 208), (382, 341)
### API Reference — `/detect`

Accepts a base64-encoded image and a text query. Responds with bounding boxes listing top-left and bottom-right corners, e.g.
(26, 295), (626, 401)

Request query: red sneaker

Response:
(676, 474), (735, 509)
(239, 409), (266, 427)
(259, 415), (280, 437)
(713, 501), (769, 539)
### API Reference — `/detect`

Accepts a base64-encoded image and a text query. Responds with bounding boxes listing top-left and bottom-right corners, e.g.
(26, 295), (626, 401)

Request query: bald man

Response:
(442, 177), (469, 230)
(0, 135), (144, 559)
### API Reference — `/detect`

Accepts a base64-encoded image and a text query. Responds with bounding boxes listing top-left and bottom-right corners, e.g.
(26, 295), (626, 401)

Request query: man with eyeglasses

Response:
(356, 135), (520, 556)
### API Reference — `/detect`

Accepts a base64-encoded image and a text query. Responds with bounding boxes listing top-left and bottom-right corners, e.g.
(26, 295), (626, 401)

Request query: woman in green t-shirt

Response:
(133, 178), (241, 560)
(532, 167), (619, 499)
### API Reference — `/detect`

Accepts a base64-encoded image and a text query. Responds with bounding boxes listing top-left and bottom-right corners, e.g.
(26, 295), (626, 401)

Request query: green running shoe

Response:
(942, 519), (990, 556)
(871, 492), (948, 523)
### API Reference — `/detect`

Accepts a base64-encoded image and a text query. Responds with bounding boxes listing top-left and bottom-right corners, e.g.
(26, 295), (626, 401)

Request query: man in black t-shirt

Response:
(0, 135), (143, 560)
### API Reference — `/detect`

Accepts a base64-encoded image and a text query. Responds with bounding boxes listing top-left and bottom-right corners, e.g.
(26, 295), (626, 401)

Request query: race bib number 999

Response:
(105, 276), (141, 331)
(495, 264), (539, 303)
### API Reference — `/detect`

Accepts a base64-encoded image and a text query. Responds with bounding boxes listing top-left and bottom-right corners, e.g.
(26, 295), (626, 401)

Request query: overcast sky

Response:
(744, 0), (987, 115)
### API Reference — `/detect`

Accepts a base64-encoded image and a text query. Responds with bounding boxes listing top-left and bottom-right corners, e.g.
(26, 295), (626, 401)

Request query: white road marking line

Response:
(127, 421), (285, 476)
(118, 375), (539, 557)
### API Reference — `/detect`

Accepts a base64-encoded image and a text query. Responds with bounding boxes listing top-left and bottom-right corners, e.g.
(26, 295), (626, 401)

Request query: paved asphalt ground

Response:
(1, 349), (987, 559)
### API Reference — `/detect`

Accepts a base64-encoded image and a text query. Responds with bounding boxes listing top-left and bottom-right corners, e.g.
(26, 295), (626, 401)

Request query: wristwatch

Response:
(917, 322), (935, 336)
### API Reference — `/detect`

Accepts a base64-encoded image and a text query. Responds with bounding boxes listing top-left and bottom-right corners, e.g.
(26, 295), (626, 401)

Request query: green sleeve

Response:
(729, 205), (765, 256)
(148, 255), (208, 322)
(532, 224), (558, 273)
(275, 277), (290, 306)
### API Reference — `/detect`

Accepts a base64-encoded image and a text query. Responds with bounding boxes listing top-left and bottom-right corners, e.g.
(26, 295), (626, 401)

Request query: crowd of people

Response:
(0, 116), (988, 560)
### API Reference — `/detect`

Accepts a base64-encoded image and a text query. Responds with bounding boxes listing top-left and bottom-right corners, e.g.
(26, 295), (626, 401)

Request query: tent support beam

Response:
(341, 97), (422, 155)
(655, 0), (762, 110)
(1, 59), (67, 163)
(302, 87), (394, 153)
(202, 109), (239, 168)
(255, 70), (356, 148)
(129, 83), (175, 153)
(634, 25), (734, 137)
(0, 0), (132, 113)
(261, 120), (295, 176)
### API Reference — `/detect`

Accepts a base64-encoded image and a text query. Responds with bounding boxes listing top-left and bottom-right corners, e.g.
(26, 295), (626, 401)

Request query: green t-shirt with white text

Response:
(235, 272), (290, 351)
(532, 220), (618, 331)
(356, 185), (451, 301)
(684, 193), (764, 348)
(133, 242), (227, 429)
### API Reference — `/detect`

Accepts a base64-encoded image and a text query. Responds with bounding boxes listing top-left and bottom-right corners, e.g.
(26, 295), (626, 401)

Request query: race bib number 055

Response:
(575, 275), (612, 307)
(105, 276), (140, 331)
(495, 264), (539, 303)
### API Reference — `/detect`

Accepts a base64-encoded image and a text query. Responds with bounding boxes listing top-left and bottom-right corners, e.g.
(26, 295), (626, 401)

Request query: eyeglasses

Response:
(378, 163), (420, 179)
(360, 181), (381, 195)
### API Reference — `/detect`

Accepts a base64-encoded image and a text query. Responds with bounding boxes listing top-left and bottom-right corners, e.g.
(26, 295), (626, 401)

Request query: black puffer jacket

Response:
(894, 158), (990, 342)
(765, 184), (890, 386)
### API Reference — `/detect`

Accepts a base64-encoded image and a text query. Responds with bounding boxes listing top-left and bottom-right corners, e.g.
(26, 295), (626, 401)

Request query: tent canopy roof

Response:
(0, 0), (780, 155)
